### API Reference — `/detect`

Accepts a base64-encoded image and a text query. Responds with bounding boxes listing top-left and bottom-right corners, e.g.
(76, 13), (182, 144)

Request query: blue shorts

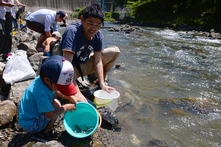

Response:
(24, 114), (50, 133)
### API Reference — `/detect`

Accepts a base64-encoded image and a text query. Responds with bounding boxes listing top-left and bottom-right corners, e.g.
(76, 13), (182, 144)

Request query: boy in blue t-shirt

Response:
(18, 55), (85, 140)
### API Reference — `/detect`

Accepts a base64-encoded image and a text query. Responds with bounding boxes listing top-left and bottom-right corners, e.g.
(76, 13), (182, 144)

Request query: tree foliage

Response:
(120, 0), (221, 30)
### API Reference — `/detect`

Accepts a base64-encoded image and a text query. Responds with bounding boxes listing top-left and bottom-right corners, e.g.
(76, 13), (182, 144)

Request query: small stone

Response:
(115, 64), (121, 69)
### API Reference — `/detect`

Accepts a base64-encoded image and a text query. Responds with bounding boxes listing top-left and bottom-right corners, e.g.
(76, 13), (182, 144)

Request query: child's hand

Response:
(67, 95), (78, 104)
(65, 93), (88, 104)
(64, 104), (75, 111)
(74, 92), (88, 102)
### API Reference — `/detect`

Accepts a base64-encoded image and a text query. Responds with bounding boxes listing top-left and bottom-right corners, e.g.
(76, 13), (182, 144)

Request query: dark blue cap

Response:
(40, 55), (64, 83)
(40, 55), (77, 95)
(57, 11), (67, 19)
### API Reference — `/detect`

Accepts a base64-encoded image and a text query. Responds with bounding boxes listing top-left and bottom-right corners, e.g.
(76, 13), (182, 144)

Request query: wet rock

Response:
(158, 97), (220, 115)
(108, 24), (144, 33)
(97, 106), (120, 131)
(148, 139), (169, 147)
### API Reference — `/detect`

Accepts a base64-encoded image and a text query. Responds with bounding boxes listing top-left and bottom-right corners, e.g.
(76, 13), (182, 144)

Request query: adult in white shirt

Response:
(0, 0), (15, 57)
(25, 9), (67, 51)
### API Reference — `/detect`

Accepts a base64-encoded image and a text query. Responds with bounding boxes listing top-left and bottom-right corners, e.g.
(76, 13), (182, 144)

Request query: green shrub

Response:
(105, 12), (112, 19)
(74, 8), (118, 21)
(111, 12), (120, 20)
(77, 7), (86, 19)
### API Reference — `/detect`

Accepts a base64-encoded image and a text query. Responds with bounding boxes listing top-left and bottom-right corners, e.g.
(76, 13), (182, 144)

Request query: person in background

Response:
(3, 0), (26, 61)
(18, 55), (81, 140)
(0, 1), (15, 60)
(60, 13), (68, 27)
(11, 8), (18, 31)
(61, 3), (120, 101)
(43, 31), (61, 56)
(24, 10), (31, 19)
(25, 9), (67, 52)
(18, 12), (23, 28)
(16, 6), (25, 28)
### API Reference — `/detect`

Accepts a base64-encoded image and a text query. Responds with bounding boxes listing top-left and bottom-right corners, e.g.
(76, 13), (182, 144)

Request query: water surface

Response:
(101, 23), (221, 147)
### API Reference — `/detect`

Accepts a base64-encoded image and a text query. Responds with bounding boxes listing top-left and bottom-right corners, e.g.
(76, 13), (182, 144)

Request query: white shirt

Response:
(0, 0), (6, 20)
(26, 9), (58, 32)
(5, 0), (14, 12)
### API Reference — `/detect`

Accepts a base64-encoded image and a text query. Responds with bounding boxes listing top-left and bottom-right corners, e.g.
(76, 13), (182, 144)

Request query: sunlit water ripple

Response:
(100, 23), (221, 147)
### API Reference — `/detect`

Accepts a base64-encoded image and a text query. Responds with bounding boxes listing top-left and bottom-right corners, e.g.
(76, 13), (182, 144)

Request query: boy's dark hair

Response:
(83, 3), (104, 23)
(39, 70), (47, 81)
(57, 11), (66, 19)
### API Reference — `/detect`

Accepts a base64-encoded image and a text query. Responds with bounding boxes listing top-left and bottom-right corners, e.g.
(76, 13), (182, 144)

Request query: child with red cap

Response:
(18, 55), (84, 140)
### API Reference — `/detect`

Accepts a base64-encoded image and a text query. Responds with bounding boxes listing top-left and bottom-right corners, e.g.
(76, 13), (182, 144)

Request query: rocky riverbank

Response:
(0, 25), (132, 147)
(109, 22), (221, 39)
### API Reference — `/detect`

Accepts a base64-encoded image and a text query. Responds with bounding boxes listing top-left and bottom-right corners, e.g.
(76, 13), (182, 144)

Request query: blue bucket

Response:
(63, 102), (99, 138)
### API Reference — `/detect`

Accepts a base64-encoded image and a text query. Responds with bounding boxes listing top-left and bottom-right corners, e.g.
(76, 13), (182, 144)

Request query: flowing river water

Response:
(60, 22), (221, 147)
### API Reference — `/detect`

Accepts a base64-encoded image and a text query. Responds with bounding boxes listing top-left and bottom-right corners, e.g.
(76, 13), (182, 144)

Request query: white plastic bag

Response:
(3, 50), (36, 85)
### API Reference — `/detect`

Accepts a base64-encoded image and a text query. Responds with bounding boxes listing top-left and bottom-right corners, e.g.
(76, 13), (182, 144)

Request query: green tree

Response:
(122, 0), (221, 30)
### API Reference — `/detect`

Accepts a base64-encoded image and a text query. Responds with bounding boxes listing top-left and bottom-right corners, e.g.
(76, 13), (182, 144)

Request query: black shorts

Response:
(25, 20), (53, 35)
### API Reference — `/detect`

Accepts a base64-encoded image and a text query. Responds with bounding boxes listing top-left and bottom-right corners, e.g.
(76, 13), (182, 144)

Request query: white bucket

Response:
(93, 90), (120, 111)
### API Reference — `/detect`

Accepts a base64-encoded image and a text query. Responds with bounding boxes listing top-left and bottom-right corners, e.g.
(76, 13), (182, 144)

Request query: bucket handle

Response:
(96, 110), (102, 128)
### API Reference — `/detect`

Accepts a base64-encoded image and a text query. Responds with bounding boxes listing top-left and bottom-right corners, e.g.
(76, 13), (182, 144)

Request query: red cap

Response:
(55, 83), (77, 96)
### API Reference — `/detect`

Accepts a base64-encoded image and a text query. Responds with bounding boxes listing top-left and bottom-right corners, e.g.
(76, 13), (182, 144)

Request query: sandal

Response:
(2, 53), (12, 61)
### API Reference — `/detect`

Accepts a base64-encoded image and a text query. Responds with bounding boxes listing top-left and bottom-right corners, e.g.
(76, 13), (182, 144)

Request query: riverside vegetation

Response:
(21, 0), (221, 32)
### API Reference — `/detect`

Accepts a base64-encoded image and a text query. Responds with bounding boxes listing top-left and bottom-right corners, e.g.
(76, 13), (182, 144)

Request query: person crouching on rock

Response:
(25, 9), (67, 52)
(61, 4), (120, 102)
(43, 31), (61, 56)
(18, 55), (86, 141)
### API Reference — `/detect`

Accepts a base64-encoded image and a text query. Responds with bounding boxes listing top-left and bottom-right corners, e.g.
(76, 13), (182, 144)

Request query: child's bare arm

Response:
(44, 37), (58, 52)
(45, 104), (75, 119)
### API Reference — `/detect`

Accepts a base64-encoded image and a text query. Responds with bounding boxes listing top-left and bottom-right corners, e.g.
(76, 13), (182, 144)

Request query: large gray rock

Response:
(9, 79), (33, 106)
(17, 42), (38, 57)
(0, 100), (17, 127)
(25, 140), (65, 147)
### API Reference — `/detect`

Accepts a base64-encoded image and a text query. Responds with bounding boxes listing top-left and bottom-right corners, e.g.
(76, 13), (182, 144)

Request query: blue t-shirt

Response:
(18, 76), (55, 130)
(61, 22), (104, 65)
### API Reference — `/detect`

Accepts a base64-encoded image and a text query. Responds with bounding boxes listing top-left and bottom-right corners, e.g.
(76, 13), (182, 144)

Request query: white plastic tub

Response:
(93, 90), (120, 111)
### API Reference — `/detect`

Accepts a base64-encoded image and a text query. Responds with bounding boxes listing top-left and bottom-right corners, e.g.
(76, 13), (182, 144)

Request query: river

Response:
(60, 22), (221, 147)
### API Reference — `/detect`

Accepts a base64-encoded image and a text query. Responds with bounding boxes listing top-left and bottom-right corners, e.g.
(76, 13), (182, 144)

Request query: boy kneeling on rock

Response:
(18, 55), (87, 140)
